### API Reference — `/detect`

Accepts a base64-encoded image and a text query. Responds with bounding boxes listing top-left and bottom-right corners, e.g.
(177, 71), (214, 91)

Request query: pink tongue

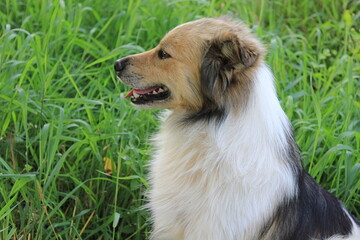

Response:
(124, 89), (134, 98)
(124, 87), (159, 98)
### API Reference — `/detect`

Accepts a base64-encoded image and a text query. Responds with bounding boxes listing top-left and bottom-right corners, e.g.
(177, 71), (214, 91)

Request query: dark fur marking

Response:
(184, 103), (226, 123)
(191, 34), (259, 122)
(259, 132), (355, 240)
(200, 42), (230, 105)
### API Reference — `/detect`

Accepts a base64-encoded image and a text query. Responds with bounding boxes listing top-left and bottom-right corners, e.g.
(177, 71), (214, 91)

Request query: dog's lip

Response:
(124, 86), (160, 98)
(124, 85), (170, 105)
(124, 85), (169, 99)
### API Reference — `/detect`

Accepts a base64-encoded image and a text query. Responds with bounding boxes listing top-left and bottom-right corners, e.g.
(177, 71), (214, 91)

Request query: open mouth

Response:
(124, 86), (170, 104)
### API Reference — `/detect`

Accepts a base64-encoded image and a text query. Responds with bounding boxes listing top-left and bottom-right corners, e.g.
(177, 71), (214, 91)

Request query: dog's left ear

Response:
(200, 32), (260, 103)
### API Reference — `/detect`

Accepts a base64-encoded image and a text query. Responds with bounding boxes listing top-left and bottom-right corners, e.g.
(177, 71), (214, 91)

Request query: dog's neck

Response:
(162, 64), (302, 174)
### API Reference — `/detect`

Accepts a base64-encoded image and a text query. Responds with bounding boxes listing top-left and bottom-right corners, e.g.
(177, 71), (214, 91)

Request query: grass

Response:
(0, 0), (359, 239)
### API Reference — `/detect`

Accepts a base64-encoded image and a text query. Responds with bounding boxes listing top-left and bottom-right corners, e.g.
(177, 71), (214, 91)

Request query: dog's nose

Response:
(114, 58), (130, 72)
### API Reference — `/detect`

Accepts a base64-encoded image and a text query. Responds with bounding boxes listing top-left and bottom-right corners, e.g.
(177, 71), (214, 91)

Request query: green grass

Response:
(0, 0), (359, 239)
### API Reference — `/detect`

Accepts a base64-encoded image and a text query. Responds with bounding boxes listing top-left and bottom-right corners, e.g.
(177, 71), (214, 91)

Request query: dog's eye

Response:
(158, 49), (171, 60)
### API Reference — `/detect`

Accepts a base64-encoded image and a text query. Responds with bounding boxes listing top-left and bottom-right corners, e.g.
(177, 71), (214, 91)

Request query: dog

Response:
(114, 17), (360, 240)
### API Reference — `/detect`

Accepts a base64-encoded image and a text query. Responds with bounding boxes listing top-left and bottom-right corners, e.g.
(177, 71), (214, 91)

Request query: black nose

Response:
(114, 58), (130, 72)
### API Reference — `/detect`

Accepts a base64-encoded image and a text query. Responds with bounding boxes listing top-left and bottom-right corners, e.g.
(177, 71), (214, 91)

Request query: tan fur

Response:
(117, 17), (265, 115)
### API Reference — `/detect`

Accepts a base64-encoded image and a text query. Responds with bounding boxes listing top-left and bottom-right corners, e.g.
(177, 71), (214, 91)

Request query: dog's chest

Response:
(149, 120), (295, 239)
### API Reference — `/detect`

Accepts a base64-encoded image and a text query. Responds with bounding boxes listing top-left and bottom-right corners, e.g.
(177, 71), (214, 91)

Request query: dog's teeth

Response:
(133, 92), (139, 98)
(152, 90), (158, 94)
(158, 88), (164, 93)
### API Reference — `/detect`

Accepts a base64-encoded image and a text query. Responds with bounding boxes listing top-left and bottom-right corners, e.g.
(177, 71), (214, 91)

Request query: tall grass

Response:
(0, 0), (359, 239)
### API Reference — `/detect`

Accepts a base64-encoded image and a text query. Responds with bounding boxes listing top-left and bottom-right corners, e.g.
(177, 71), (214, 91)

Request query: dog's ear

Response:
(200, 33), (259, 103)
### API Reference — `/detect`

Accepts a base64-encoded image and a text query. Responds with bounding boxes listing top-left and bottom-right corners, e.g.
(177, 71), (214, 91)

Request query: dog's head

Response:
(115, 18), (265, 118)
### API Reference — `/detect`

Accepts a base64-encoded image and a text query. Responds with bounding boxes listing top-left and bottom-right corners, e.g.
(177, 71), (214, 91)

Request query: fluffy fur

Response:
(114, 17), (360, 240)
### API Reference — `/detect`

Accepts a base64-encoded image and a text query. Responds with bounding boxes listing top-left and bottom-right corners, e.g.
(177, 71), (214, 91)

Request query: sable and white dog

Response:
(114, 18), (360, 240)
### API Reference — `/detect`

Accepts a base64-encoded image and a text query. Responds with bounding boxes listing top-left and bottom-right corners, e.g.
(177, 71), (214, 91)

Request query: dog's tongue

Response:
(124, 89), (135, 98)
(124, 87), (159, 98)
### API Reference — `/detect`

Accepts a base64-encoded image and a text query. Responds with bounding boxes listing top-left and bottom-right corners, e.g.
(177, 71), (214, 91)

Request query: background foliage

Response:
(0, 0), (359, 239)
